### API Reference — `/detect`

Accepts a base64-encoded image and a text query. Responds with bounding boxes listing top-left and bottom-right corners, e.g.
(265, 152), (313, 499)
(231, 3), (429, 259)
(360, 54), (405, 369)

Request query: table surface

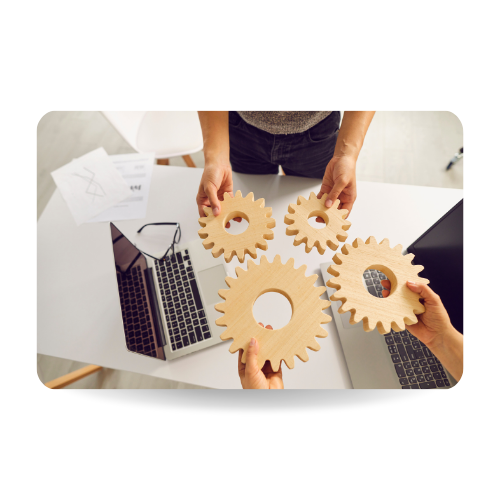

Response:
(37, 167), (463, 389)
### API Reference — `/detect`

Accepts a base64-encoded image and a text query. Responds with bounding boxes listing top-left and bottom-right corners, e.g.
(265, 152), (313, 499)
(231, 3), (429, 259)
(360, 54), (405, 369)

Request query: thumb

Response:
(325, 177), (348, 208)
(407, 281), (440, 305)
(245, 338), (261, 376)
(205, 182), (221, 217)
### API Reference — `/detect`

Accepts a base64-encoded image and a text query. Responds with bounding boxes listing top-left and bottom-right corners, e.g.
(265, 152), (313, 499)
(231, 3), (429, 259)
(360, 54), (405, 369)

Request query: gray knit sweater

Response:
(237, 111), (332, 135)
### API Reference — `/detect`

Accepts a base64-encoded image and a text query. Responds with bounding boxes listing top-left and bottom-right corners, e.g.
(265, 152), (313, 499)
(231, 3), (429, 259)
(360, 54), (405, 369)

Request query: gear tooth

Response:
(211, 245), (223, 258)
(260, 254), (269, 265)
(236, 249), (245, 262)
(391, 318), (406, 332)
(220, 329), (233, 341)
(405, 253), (415, 262)
(216, 315), (228, 327)
(297, 195), (307, 205)
(366, 236), (377, 245)
(235, 190), (242, 198)
(320, 298), (331, 309)
(265, 207), (273, 218)
(332, 253), (343, 265)
(288, 203), (298, 214)
(255, 240), (269, 251)
(332, 199), (341, 209)
(246, 246), (258, 260)
(341, 244), (352, 255)
(273, 254), (282, 264)
(340, 209), (350, 219)
(263, 228), (275, 239)
(405, 314), (419, 325)
(298, 264), (308, 275)
(309, 191), (316, 201)
(270, 358), (281, 373)
(327, 265), (339, 277)
(363, 316), (377, 332)
(380, 238), (390, 246)
(306, 273), (318, 286)
(320, 312), (332, 324)
(225, 276), (237, 288)
(351, 238), (362, 248)
(198, 227), (209, 238)
(307, 339), (321, 351)
(315, 325), (329, 337)
(284, 357), (295, 370)
(255, 198), (265, 208)
(228, 342), (241, 354)
(392, 243), (403, 254)
(284, 214), (296, 226)
(214, 302), (226, 313)
(247, 259), (257, 269)
(198, 218), (208, 228)
(224, 250), (236, 262)
(413, 265), (424, 275)
(235, 266), (246, 277)
(297, 349), (309, 362)
(223, 191), (231, 200)
(245, 192), (254, 201)
(285, 257), (295, 268)
(376, 321), (391, 334)
(218, 289), (228, 299)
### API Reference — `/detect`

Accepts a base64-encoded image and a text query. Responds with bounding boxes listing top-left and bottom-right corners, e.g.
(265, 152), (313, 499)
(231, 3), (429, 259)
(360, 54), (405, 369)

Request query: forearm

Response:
(334, 111), (375, 160)
(198, 111), (230, 164)
(427, 327), (464, 382)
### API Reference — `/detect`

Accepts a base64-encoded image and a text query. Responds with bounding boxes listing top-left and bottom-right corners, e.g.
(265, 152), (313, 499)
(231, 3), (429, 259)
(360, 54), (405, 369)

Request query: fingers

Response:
(381, 289), (390, 298)
(244, 337), (261, 377)
(406, 281), (441, 305)
(265, 325), (273, 330)
(325, 177), (348, 208)
(204, 182), (221, 217)
(339, 200), (354, 216)
(315, 217), (325, 224)
(238, 349), (245, 375)
(381, 280), (391, 289)
(225, 216), (243, 229)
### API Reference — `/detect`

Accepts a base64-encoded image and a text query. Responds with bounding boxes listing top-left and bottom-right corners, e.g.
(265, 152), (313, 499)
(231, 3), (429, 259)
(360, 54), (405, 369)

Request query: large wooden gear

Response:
(327, 236), (429, 334)
(198, 190), (275, 263)
(215, 255), (332, 371)
(284, 192), (351, 254)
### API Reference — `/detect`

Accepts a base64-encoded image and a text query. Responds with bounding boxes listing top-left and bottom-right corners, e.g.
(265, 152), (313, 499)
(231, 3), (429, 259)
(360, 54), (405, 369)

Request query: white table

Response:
(38, 167), (463, 389)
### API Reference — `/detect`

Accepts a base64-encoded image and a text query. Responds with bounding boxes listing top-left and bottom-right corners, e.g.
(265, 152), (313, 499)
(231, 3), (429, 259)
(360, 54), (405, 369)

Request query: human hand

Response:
(196, 160), (233, 218)
(238, 324), (284, 389)
(317, 155), (357, 218)
(381, 280), (455, 349)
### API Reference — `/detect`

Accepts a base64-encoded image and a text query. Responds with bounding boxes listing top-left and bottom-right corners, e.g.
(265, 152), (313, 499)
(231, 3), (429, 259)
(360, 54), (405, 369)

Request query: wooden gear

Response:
(215, 254), (332, 371)
(284, 192), (351, 254)
(198, 191), (275, 263)
(327, 236), (429, 334)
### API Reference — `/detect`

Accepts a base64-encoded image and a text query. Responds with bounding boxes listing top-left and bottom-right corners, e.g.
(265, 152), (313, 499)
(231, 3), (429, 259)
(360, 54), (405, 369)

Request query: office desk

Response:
(38, 167), (463, 389)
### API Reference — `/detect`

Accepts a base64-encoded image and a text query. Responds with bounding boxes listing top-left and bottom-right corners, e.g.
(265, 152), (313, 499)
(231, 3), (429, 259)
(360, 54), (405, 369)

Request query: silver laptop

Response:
(110, 223), (228, 360)
(319, 200), (463, 389)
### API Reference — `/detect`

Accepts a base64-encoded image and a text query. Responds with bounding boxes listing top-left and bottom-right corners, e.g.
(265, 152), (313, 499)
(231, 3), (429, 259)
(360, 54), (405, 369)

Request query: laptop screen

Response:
(110, 223), (166, 360)
(408, 200), (463, 334)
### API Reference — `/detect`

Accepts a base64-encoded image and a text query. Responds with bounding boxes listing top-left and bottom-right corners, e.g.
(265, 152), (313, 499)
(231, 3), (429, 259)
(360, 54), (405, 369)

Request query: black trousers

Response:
(229, 111), (340, 179)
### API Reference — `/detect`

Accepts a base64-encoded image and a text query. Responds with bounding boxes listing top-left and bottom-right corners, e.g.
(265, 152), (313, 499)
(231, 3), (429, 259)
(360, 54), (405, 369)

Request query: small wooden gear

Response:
(198, 191), (275, 263)
(284, 192), (351, 254)
(327, 236), (429, 334)
(215, 255), (332, 371)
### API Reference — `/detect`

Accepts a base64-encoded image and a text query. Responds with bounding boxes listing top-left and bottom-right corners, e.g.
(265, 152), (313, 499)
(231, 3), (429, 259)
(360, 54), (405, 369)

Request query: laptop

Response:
(110, 223), (228, 360)
(320, 199), (463, 389)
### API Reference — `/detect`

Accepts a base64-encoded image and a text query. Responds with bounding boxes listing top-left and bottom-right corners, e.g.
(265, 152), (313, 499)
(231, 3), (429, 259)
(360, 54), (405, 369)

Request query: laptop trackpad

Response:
(198, 265), (227, 306)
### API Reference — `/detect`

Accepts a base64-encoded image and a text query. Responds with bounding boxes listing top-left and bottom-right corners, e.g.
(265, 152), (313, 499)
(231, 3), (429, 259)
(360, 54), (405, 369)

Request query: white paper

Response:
(86, 152), (155, 223)
(51, 147), (131, 225)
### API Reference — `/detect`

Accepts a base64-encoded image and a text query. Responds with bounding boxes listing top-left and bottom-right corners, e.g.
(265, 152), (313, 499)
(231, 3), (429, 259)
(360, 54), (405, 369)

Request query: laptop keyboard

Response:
(117, 266), (158, 357)
(364, 269), (451, 389)
(155, 249), (212, 352)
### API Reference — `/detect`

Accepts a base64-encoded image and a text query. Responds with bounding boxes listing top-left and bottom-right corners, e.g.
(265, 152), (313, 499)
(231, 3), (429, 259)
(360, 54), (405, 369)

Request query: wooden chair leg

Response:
(45, 364), (102, 389)
(157, 158), (170, 165)
(182, 155), (196, 168)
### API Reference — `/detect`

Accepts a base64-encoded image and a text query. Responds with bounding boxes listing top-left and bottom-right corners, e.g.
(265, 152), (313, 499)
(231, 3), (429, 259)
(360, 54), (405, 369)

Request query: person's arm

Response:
(196, 112), (233, 217)
(317, 111), (375, 215)
(382, 280), (463, 381)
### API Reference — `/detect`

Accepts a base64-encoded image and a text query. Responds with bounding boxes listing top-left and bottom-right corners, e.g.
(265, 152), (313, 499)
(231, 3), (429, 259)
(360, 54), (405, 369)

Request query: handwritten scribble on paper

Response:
(73, 167), (106, 202)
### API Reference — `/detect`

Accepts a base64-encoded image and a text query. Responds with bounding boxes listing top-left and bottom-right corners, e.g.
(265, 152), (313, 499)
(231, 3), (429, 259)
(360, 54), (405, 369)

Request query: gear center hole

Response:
(307, 210), (329, 229)
(252, 291), (292, 330)
(362, 265), (397, 299)
(224, 211), (249, 235)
